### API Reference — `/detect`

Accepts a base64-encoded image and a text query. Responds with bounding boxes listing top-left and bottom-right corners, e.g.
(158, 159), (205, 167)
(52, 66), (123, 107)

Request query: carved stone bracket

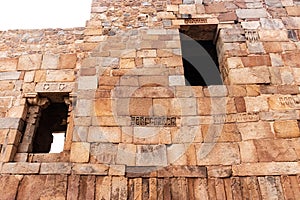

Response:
(25, 93), (50, 109)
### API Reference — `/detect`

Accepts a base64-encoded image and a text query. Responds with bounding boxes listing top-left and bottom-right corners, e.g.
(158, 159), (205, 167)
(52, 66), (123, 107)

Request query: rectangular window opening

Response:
(180, 25), (222, 86)
(32, 93), (69, 153)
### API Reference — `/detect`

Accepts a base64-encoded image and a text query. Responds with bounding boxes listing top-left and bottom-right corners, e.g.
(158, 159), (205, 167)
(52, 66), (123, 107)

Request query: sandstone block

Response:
(282, 52), (300, 67)
(236, 9), (268, 18)
(197, 143), (240, 165)
(90, 143), (117, 164)
(232, 162), (300, 176)
(179, 5), (196, 14)
(78, 76), (98, 90)
(0, 81), (14, 91)
(167, 144), (187, 165)
(260, 18), (284, 29)
(120, 58), (135, 69)
(96, 176), (111, 200)
(41, 54), (59, 69)
(75, 99), (92, 117)
(229, 66), (270, 84)
(0, 58), (18, 72)
(274, 120), (300, 138)
(72, 164), (108, 175)
(244, 96), (269, 113)
(258, 30), (289, 41)
(0, 145), (17, 162)
(282, 17), (300, 29)
(94, 98), (113, 116)
(18, 54), (42, 70)
(116, 144), (136, 166)
(237, 121), (273, 140)
(0, 175), (20, 199)
(129, 98), (153, 116)
(263, 42), (283, 53)
(239, 141), (258, 163)
(40, 163), (71, 174)
(111, 177), (127, 200)
(109, 165), (125, 176)
(70, 142), (90, 163)
(241, 55), (271, 67)
(205, 3), (226, 13)
(207, 166), (232, 178)
(88, 127), (121, 143)
(0, 71), (21, 80)
(137, 50), (157, 58)
(172, 166), (207, 177)
(136, 145), (167, 166)
(1, 163), (40, 174)
(33, 70), (46, 82)
(167, 5), (178, 12)
(255, 139), (298, 162)
(46, 70), (75, 82)
(24, 71), (35, 82)
(286, 6), (300, 16)
(169, 75), (185, 86)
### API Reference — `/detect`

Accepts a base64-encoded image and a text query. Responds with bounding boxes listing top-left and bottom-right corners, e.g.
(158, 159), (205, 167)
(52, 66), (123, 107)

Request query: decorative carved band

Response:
(131, 116), (177, 127)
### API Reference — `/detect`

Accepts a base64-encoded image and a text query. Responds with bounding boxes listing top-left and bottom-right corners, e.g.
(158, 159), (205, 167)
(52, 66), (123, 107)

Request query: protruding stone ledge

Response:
(72, 164), (109, 175)
(40, 163), (72, 174)
(1, 163), (40, 174)
(232, 162), (300, 176)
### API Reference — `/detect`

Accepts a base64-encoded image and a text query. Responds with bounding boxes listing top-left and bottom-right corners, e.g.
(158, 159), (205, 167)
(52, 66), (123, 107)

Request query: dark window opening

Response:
(32, 93), (69, 153)
(180, 25), (223, 86)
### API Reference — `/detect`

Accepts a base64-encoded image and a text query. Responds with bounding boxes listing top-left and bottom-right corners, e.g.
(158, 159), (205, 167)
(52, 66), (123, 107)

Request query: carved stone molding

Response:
(25, 93), (50, 109)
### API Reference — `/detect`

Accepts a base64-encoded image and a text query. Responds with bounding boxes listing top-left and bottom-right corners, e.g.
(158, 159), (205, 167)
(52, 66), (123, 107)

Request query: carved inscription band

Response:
(184, 18), (208, 24)
(131, 116), (176, 127)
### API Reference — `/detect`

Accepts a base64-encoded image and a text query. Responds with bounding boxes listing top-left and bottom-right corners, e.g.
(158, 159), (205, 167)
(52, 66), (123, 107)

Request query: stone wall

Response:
(0, 0), (300, 199)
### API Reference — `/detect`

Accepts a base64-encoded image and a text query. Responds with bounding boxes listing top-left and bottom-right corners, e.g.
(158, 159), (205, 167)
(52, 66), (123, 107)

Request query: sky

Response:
(0, 0), (92, 30)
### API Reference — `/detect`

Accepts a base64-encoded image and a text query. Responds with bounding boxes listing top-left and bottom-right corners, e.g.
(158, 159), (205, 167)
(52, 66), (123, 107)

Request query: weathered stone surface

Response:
(0, 58), (18, 72)
(90, 143), (117, 164)
(72, 164), (108, 175)
(239, 141), (258, 163)
(109, 165), (125, 176)
(46, 69), (75, 82)
(116, 143), (136, 166)
(236, 9), (268, 18)
(18, 54), (42, 70)
(207, 166), (232, 178)
(41, 54), (59, 69)
(136, 145), (167, 166)
(196, 143), (240, 165)
(1, 163), (40, 174)
(229, 66), (270, 84)
(233, 162), (300, 176)
(254, 139), (298, 162)
(78, 76), (98, 90)
(0, 71), (21, 80)
(88, 126), (121, 143)
(59, 54), (77, 69)
(96, 176), (112, 200)
(237, 121), (273, 140)
(0, 175), (20, 200)
(258, 30), (289, 41)
(70, 142), (90, 163)
(17, 175), (47, 199)
(273, 120), (300, 138)
(40, 163), (71, 174)
(244, 96), (269, 113)
(111, 177), (128, 200)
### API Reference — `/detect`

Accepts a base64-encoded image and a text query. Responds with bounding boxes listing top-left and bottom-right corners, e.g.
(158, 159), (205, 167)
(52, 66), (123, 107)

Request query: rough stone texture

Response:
(0, 0), (300, 199)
